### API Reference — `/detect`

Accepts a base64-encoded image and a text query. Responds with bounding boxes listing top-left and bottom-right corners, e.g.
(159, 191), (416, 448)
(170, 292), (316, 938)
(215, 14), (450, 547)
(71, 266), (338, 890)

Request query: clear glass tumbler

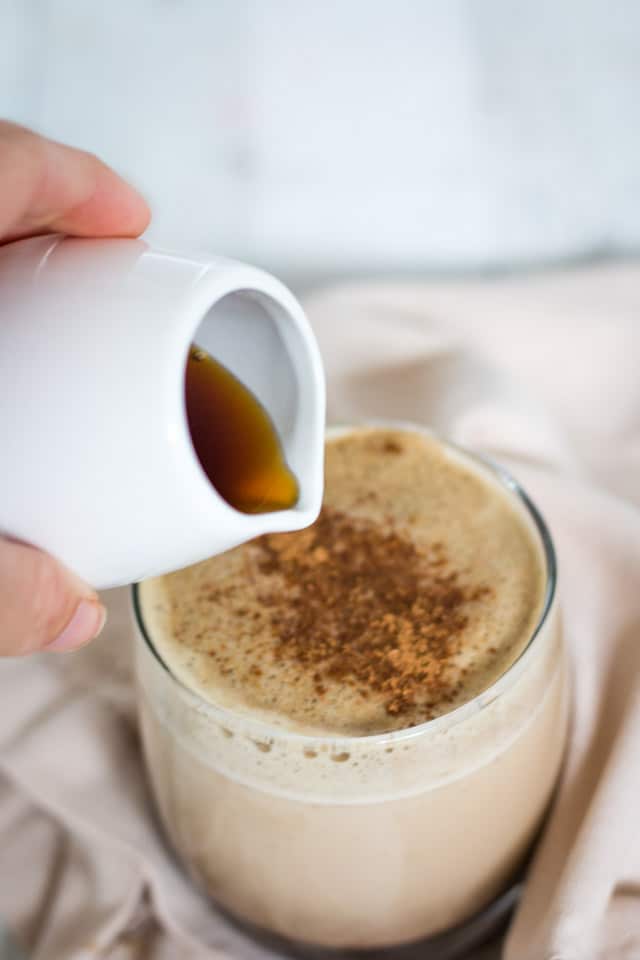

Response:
(133, 433), (568, 950)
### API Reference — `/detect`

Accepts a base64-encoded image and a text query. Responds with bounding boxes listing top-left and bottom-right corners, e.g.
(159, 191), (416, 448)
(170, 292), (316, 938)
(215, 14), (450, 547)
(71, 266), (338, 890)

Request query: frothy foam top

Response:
(140, 428), (545, 735)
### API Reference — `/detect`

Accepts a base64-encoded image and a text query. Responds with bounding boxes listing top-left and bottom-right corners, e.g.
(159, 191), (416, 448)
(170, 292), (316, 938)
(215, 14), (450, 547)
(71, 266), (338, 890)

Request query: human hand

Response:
(0, 120), (150, 656)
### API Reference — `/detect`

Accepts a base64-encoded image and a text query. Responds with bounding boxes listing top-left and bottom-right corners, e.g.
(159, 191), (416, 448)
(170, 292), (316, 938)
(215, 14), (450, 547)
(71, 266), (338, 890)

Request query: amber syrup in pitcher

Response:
(185, 346), (299, 514)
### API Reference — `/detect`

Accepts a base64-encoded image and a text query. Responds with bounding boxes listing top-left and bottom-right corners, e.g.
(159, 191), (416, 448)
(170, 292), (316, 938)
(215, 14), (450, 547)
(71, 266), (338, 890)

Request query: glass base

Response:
(214, 882), (521, 960)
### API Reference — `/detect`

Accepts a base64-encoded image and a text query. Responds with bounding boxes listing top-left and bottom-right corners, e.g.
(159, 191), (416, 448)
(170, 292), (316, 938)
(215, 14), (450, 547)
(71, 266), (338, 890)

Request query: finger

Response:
(0, 538), (106, 656)
(0, 120), (150, 242)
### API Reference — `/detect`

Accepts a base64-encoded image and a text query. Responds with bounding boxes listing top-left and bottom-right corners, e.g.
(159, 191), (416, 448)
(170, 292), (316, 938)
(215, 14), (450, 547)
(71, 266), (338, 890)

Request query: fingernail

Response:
(46, 600), (107, 652)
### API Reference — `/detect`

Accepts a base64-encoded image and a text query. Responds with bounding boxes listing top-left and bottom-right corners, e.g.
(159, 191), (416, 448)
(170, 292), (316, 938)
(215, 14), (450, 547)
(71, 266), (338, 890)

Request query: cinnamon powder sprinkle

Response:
(254, 507), (492, 721)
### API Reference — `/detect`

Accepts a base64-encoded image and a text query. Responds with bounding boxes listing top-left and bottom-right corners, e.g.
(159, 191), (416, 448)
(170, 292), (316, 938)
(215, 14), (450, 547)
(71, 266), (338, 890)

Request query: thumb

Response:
(0, 537), (106, 656)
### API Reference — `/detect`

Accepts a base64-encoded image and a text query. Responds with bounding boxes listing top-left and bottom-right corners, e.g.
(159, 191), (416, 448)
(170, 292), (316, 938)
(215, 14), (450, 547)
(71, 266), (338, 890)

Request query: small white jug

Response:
(0, 236), (325, 588)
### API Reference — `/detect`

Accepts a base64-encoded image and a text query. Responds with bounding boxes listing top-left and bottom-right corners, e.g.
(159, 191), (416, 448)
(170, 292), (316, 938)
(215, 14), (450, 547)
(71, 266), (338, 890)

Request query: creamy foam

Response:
(140, 428), (545, 735)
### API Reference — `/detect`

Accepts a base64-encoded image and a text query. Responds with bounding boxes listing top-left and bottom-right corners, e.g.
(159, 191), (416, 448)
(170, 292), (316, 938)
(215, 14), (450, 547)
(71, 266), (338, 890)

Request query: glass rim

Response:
(132, 423), (558, 747)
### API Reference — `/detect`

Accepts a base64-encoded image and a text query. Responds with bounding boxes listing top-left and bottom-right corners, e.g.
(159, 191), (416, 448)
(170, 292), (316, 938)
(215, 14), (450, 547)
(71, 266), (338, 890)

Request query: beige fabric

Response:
(2, 263), (640, 959)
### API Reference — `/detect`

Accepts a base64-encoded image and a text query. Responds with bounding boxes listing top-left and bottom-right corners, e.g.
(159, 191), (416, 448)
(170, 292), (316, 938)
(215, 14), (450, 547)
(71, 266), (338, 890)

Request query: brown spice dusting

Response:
(383, 439), (403, 454)
(253, 507), (491, 721)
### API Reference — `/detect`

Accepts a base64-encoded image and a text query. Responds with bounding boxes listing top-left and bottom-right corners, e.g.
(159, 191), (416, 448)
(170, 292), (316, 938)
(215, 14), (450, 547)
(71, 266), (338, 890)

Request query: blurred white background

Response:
(1, 0), (640, 283)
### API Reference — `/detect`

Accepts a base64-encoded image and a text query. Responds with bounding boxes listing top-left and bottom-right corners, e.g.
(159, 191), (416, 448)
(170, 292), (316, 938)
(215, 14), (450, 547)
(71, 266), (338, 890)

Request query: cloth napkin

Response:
(1, 263), (640, 960)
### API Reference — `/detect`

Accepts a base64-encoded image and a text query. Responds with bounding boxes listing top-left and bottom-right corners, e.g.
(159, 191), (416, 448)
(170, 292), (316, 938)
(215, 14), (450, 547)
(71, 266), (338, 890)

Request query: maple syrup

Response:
(185, 346), (299, 514)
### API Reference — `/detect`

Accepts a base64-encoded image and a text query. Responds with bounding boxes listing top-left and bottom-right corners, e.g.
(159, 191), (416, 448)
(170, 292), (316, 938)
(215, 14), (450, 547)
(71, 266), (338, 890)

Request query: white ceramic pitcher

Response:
(0, 235), (325, 588)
